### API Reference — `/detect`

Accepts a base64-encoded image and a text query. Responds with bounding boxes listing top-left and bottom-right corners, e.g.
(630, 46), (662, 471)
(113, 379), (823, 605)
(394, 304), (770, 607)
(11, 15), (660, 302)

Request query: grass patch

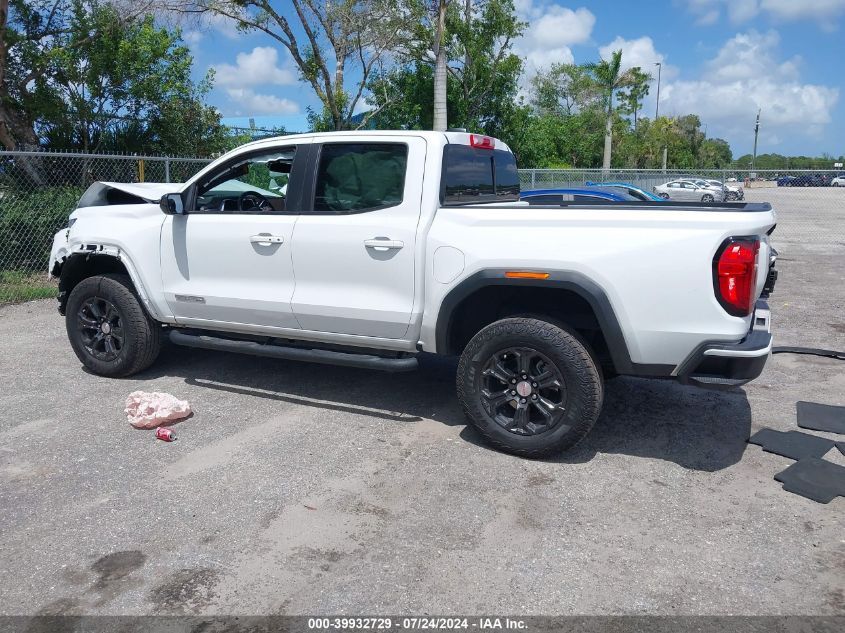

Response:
(0, 270), (57, 306)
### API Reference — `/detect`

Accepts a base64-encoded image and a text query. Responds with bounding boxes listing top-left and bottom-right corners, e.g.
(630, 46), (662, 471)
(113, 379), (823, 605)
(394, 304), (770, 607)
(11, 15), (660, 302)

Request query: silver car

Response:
(706, 179), (744, 200)
(653, 180), (725, 202)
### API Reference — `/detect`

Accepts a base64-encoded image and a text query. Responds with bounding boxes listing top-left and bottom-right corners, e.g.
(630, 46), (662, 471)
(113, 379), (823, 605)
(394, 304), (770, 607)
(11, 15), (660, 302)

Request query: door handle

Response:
(250, 234), (284, 245)
(364, 238), (404, 251)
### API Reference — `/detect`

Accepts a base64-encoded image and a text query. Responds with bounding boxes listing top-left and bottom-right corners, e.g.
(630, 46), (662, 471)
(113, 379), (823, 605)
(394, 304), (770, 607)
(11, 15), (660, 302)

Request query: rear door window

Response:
(312, 143), (408, 213)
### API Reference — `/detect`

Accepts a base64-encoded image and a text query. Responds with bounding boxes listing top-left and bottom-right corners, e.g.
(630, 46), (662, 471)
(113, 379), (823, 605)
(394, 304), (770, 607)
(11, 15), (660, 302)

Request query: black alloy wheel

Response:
(479, 347), (567, 436)
(77, 297), (125, 361)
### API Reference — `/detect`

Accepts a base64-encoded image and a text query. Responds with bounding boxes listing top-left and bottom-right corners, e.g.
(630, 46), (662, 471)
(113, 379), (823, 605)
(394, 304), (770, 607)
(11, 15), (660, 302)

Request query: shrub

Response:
(0, 187), (83, 271)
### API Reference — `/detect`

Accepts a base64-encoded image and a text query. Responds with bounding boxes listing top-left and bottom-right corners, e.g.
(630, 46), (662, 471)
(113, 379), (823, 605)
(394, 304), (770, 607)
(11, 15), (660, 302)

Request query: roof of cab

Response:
(233, 129), (512, 154)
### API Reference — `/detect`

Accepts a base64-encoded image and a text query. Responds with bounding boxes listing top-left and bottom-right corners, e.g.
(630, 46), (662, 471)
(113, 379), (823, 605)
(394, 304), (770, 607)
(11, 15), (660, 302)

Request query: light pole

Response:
(751, 109), (761, 173)
(654, 62), (662, 120)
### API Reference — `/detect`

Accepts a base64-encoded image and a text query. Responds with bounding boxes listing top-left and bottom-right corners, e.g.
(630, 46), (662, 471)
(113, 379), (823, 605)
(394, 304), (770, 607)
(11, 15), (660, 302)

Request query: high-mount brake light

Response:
(469, 134), (495, 150)
(713, 238), (760, 316)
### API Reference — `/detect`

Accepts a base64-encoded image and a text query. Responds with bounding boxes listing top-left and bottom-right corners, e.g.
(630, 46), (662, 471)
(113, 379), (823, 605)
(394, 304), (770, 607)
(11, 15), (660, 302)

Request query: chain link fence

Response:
(519, 168), (845, 247)
(1, 152), (844, 309)
(0, 151), (212, 304)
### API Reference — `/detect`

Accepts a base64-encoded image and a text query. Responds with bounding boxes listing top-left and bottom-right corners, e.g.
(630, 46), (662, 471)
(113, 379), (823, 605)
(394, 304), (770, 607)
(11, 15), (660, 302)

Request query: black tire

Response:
(658, 192), (670, 199)
(65, 274), (162, 377)
(726, 192), (737, 201)
(701, 193), (714, 202)
(456, 318), (604, 458)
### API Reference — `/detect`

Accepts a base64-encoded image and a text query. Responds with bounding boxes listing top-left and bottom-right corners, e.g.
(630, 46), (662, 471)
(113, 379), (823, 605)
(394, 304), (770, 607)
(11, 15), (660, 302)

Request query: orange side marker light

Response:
(504, 271), (550, 279)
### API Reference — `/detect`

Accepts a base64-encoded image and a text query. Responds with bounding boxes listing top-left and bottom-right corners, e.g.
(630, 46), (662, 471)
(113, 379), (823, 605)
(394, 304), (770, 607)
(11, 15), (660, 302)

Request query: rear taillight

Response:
(469, 134), (495, 149)
(713, 238), (760, 316)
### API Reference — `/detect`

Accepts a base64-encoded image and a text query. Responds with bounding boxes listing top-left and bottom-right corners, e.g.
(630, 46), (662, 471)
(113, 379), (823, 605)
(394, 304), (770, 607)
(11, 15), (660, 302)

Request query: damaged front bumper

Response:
(48, 227), (71, 278)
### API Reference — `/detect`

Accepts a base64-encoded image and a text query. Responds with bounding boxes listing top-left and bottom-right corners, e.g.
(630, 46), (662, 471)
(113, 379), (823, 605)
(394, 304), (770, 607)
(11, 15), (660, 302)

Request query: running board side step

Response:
(169, 331), (418, 372)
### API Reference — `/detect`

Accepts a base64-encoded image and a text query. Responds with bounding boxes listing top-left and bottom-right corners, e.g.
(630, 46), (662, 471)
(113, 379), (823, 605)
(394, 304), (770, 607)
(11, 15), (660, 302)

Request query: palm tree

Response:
(585, 49), (638, 171)
(432, 0), (448, 131)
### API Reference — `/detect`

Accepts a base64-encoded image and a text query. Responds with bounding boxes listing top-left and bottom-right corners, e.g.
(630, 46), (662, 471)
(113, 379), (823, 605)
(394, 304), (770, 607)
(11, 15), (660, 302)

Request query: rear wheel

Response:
(701, 193), (714, 202)
(456, 318), (604, 458)
(658, 192), (669, 199)
(65, 274), (161, 377)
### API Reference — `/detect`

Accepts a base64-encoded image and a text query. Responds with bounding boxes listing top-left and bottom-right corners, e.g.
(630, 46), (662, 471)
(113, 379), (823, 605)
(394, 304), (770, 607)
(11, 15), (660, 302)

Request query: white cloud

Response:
(696, 9), (720, 25)
(213, 47), (296, 88)
(728, 0), (760, 23)
(515, 4), (596, 73)
(598, 36), (678, 78)
(205, 12), (243, 40)
(684, 0), (845, 26)
(659, 30), (839, 146)
(761, 0), (845, 20)
(224, 88), (300, 116)
(703, 30), (802, 81)
(182, 30), (204, 48)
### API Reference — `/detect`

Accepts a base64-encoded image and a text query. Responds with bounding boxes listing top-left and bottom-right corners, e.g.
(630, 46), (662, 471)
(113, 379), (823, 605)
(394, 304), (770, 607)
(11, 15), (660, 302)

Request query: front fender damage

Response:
(55, 244), (127, 315)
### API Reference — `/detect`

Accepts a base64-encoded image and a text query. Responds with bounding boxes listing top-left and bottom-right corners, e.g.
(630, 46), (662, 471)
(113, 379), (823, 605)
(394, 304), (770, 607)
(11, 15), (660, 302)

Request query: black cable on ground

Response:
(772, 346), (845, 361)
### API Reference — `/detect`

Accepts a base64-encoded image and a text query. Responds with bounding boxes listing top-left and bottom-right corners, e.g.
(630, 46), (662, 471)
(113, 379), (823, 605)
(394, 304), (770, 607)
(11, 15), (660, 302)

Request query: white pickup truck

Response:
(49, 131), (778, 457)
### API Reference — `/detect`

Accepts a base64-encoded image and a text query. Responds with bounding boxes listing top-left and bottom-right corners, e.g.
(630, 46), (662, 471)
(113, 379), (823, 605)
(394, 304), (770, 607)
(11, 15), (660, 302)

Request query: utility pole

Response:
(654, 62), (662, 120)
(751, 109), (761, 173)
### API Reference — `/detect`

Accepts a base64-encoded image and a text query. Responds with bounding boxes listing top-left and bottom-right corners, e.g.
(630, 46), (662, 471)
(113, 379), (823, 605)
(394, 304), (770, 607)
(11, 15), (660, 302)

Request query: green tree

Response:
(368, 0), (524, 140)
(173, 0), (414, 131)
(617, 67), (651, 132)
(699, 138), (732, 169)
(530, 63), (597, 117)
(1, 0), (229, 156)
(584, 49), (639, 170)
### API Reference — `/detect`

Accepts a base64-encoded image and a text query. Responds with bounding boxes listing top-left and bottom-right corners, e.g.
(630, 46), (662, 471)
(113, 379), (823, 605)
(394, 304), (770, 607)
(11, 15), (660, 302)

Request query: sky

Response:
(181, 0), (845, 157)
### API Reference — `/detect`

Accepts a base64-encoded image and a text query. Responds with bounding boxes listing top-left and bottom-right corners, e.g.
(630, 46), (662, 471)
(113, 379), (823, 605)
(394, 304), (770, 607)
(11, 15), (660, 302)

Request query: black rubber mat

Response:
(774, 458), (845, 504)
(796, 401), (845, 434)
(747, 428), (835, 460)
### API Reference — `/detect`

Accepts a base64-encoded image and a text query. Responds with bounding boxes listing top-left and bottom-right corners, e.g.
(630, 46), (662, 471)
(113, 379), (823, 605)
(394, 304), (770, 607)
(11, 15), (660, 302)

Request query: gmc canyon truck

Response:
(49, 131), (778, 457)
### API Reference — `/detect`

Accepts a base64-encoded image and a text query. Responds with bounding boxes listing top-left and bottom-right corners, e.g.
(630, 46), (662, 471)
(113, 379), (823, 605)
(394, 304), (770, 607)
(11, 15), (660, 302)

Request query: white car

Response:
(706, 179), (744, 201)
(49, 131), (777, 457)
(832, 174), (845, 187)
(654, 179), (726, 202)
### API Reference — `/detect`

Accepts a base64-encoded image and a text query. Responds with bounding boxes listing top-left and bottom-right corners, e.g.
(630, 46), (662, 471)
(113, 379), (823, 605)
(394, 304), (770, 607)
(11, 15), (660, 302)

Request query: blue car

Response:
(520, 187), (638, 205)
(585, 181), (665, 201)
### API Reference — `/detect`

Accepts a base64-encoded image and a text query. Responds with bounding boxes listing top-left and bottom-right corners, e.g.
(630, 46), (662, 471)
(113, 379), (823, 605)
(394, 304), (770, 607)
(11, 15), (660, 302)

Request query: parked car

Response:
(777, 174), (830, 187)
(584, 181), (665, 201)
(831, 174), (845, 187)
(48, 130), (777, 458)
(690, 178), (728, 196)
(521, 187), (639, 204)
(653, 180), (725, 202)
(705, 179), (744, 201)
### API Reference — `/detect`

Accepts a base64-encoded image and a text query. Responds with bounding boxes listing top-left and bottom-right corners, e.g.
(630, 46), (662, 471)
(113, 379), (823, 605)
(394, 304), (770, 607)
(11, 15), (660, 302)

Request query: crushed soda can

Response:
(155, 427), (176, 442)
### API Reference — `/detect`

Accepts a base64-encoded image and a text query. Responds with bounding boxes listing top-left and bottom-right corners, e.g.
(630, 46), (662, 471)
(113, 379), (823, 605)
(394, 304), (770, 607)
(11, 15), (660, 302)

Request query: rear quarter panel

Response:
(421, 204), (776, 367)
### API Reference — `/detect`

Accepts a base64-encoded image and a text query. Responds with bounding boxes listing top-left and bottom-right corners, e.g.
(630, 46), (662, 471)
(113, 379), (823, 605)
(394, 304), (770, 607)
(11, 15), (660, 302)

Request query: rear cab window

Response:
(441, 143), (520, 205)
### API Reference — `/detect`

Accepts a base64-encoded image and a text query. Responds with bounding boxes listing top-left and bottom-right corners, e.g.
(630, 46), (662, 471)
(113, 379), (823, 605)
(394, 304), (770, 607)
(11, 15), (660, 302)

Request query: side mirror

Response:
(160, 193), (185, 215)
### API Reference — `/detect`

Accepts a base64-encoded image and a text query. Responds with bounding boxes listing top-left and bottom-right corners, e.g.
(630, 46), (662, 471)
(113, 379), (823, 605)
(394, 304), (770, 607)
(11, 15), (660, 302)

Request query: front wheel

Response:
(456, 318), (604, 458)
(658, 192), (670, 199)
(65, 274), (162, 377)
